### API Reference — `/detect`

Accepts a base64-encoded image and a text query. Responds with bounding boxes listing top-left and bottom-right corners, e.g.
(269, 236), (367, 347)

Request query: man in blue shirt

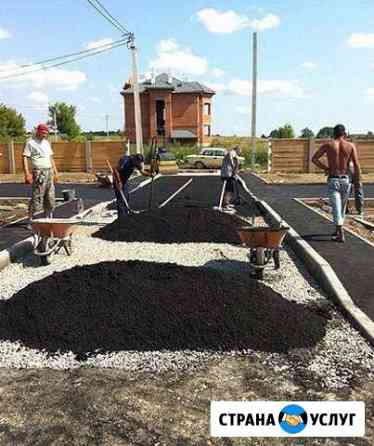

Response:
(115, 153), (153, 216)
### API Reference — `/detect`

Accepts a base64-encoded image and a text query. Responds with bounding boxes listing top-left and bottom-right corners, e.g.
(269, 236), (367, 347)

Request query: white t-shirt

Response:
(23, 138), (53, 169)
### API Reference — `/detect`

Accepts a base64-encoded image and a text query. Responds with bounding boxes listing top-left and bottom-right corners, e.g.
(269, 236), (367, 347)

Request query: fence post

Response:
(7, 139), (16, 174)
(267, 139), (272, 173)
(307, 138), (316, 173)
(85, 140), (93, 173)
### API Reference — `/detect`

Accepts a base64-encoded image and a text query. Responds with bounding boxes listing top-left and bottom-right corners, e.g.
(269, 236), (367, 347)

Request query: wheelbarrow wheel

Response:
(64, 238), (73, 256)
(273, 249), (280, 270)
(38, 237), (53, 266)
(40, 254), (52, 266)
(254, 248), (265, 280)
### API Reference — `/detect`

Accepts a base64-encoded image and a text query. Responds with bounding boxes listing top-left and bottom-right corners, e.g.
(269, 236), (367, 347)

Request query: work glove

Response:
(25, 173), (33, 185)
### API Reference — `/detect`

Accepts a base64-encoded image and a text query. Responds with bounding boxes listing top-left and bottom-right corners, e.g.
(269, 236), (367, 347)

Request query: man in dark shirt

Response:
(115, 153), (153, 216)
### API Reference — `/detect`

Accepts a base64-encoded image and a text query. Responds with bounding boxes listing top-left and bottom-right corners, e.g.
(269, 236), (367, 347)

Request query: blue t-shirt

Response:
(118, 155), (138, 183)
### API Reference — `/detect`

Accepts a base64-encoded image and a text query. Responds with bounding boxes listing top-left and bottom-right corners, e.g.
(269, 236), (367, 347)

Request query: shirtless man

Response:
(312, 124), (361, 242)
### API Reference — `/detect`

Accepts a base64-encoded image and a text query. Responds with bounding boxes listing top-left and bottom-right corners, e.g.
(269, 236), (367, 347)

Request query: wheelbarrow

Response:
(238, 226), (289, 279)
(31, 218), (80, 266)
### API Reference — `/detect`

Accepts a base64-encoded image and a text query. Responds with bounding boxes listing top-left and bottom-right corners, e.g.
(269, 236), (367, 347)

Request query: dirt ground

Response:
(0, 360), (372, 446)
(0, 172), (97, 184)
(260, 173), (374, 184)
(304, 199), (374, 244)
(0, 198), (29, 225)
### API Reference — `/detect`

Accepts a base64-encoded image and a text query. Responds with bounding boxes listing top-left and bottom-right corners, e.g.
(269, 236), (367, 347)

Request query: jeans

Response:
(115, 181), (130, 217)
(327, 177), (351, 226)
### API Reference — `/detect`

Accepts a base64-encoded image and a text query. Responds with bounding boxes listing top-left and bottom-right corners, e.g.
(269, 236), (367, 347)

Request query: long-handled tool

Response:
(148, 136), (158, 210)
(218, 180), (227, 211)
(106, 160), (133, 214)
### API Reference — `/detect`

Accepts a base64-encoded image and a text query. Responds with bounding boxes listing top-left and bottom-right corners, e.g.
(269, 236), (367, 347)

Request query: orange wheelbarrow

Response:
(238, 226), (289, 279)
(31, 218), (80, 266)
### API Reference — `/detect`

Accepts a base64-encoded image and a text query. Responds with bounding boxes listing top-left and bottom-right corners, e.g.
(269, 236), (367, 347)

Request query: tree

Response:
(278, 124), (295, 138)
(316, 126), (334, 139)
(300, 127), (315, 138)
(269, 124), (295, 138)
(0, 104), (26, 138)
(367, 131), (374, 138)
(48, 102), (81, 140)
(269, 129), (280, 138)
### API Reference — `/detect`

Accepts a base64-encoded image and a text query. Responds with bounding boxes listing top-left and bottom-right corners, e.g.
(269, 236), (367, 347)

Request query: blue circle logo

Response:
(278, 404), (308, 434)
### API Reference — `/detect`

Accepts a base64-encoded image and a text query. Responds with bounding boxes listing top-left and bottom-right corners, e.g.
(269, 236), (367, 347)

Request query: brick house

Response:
(121, 73), (215, 146)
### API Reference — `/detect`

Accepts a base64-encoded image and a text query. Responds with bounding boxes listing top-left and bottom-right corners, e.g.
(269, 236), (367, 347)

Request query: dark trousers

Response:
(115, 181), (130, 217)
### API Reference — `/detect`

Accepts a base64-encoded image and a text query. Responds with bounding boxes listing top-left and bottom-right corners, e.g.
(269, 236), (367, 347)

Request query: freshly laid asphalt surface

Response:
(0, 259), (327, 355)
(1, 173), (374, 325)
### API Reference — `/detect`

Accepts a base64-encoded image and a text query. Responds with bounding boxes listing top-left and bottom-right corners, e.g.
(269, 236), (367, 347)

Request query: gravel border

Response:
(0, 231), (373, 390)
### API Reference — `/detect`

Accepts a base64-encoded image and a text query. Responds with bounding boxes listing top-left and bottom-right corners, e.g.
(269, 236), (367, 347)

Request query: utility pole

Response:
(105, 114), (110, 137)
(251, 32), (258, 168)
(128, 34), (143, 155)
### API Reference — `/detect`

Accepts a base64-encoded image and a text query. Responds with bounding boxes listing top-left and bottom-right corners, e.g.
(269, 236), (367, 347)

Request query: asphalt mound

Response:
(92, 207), (244, 243)
(0, 261), (327, 356)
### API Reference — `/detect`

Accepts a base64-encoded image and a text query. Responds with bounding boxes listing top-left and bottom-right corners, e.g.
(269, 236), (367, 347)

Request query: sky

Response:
(1, 0), (374, 136)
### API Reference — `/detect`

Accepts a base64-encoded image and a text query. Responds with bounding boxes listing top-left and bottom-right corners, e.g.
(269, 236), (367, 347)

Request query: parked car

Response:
(185, 148), (245, 169)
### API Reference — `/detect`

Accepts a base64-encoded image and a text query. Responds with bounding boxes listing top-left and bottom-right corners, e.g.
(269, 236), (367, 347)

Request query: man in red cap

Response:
(23, 123), (59, 219)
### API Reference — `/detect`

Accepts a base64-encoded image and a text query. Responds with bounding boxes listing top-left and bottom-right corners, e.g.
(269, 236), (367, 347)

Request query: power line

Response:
(0, 40), (127, 82)
(91, 0), (129, 34)
(0, 37), (126, 74)
(86, 0), (129, 35)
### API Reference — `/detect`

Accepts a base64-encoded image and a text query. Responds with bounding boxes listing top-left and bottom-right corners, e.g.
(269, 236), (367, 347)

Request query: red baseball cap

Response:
(36, 123), (49, 133)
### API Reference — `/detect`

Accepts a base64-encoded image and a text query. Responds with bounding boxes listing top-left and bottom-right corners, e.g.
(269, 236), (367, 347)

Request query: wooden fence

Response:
(270, 138), (374, 173)
(0, 140), (127, 174)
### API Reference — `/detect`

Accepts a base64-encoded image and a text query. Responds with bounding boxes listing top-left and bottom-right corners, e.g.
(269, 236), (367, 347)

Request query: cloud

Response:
(0, 28), (11, 39)
(157, 39), (179, 53)
(196, 9), (280, 34)
(27, 91), (49, 105)
(251, 14), (280, 31)
(85, 38), (114, 50)
(150, 39), (208, 76)
(211, 68), (225, 78)
(0, 61), (87, 90)
(348, 33), (374, 48)
(205, 82), (226, 92)
(228, 78), (306, 98)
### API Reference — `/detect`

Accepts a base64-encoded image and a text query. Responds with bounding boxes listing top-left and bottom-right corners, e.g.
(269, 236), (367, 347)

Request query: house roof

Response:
(121, 73), (215, 95)
(170, 129), (197, 139)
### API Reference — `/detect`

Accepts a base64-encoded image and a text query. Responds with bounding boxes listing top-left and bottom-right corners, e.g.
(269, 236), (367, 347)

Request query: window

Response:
(214, 150), (225, 157)
(204, 103), (211, 115)
(204, 125), (211, 137)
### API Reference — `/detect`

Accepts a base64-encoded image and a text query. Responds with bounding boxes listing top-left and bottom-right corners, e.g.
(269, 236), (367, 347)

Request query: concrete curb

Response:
(258, 200), (374, 346)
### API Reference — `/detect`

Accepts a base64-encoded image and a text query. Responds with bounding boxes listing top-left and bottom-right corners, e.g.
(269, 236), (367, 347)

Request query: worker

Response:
(220, 146), (242, 210)
(312, 124), (361, 242)
(23, 123), (58, 219)
(115, 153), (153, 217)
